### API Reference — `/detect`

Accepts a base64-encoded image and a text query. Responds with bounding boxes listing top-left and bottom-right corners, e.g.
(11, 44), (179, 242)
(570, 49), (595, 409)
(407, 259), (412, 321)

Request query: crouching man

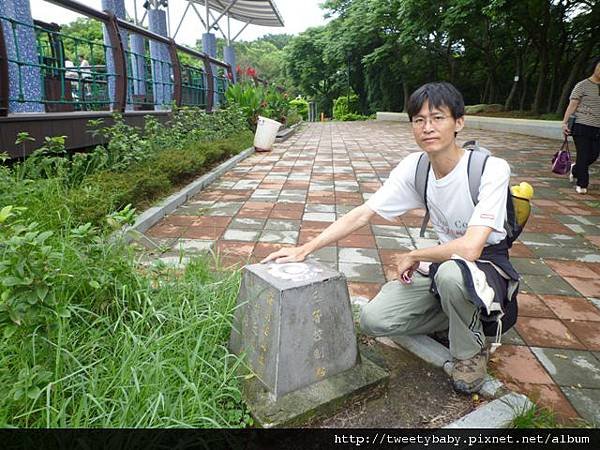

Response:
(262, 82), (519, 394)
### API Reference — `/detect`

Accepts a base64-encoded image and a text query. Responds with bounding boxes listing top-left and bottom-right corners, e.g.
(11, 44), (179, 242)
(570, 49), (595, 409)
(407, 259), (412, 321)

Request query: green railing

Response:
(0, 1), (234, 115)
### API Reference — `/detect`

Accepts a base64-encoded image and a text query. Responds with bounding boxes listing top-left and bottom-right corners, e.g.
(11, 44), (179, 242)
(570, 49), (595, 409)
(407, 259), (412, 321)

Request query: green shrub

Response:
(289, 98), (309, 120)
(338, 113), (369, 121)
(68, 131), (253, 226)
(333, 94), (360, 120)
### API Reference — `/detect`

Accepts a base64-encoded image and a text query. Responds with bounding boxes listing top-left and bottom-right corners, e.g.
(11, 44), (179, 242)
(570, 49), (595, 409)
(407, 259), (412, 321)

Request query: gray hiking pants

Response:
(359, 260), (485, 360)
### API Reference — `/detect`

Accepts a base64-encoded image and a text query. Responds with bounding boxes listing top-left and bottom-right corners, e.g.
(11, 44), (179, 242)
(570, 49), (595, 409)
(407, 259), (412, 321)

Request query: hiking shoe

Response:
(451, 349), (488, 394)
(569, 163), (576, 183)
(575, 186), (587, 194)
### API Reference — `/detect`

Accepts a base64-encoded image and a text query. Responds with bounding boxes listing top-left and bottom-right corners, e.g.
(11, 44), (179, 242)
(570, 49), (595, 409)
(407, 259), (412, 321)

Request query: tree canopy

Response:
(56, 1), (599, 117)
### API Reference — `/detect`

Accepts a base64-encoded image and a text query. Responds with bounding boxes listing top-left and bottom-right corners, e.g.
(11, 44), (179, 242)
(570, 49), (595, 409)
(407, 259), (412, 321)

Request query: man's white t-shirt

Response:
(366, 151), (510, 245)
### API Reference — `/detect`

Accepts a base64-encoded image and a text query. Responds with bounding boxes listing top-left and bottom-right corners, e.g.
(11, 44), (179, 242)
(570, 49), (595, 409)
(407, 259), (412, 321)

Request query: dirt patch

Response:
(307, 336), (482, 428)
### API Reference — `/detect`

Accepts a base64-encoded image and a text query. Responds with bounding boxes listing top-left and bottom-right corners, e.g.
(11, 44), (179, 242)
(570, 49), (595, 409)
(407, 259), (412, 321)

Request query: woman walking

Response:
(562, 57), (600, 194)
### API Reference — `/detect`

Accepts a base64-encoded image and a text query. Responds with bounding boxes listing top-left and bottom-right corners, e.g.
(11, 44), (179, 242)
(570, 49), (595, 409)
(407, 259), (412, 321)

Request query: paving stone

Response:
(302, 212), (336, 222)
(338, 248), (381, 264)
(520, 232), (592, 247)
(371, 224), (410, 238)
(310, 246), (338, 264)
(530, 347), (600, 388)
(517, 293), (556, 318)
(222, 229), (261, 242)
(264, 219), (300, 231)
(305, 204), (336, 213)
(515, 317), (586, 350)
(560, 387), (600, 424)
(520, 274), (581, 297)
(510, 258), (555, 276)
(258, 230), (299, 244)
(230, 217), (266, 230)
(232, 180), (261, 189)
(338, 262), (386, 283)
(529, 245), (600, 262)
(170, 239), (213, 254)
(564, 321), (600, 351)
(207, 202), (244, 216)
(375, 236), (413, 250)
(541, 296), (600, 322)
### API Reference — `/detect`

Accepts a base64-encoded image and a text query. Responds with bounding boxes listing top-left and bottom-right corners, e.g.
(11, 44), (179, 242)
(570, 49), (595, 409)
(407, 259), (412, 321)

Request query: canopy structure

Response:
(190, 0), (284, 28)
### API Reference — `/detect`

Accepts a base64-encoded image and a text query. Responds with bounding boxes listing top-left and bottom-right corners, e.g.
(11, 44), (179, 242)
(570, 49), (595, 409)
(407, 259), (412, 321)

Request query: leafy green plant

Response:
(15, 132), (35, 159)
(289, 97), (309, 120)
(225, 83), (263, 129)
(0, 207), (62, 336)
(333, 94), (360, 120)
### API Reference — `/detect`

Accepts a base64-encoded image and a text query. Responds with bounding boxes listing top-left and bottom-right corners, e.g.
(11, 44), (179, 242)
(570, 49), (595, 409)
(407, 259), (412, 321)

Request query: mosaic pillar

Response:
(148, 8), (171, 110)
(223, 45), (236, 83)
(0, 0), (44, 112)
(129, 33), (145, 97)
(101, 0), (128, 110)
(202, 32), (219, 107)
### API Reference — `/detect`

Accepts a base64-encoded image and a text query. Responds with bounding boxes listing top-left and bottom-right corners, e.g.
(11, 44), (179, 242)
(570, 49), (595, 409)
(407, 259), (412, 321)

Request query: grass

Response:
(511, 404), (561, 428)
(0, 253), (250, 427)
(511, 403), (593, 428)
(0, 126), (255, 427)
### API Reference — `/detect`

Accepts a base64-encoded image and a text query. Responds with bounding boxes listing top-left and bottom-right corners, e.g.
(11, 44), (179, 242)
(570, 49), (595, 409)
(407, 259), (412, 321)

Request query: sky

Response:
(28, 0), (330, 46)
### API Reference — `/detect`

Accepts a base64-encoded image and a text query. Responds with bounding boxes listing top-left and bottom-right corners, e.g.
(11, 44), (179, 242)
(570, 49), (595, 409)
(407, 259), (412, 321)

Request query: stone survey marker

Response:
(229, 260), (359, 399)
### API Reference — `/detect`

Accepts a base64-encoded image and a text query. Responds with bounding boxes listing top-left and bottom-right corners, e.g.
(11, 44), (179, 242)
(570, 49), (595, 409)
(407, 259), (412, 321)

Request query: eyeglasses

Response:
(411, 114), (449, 128)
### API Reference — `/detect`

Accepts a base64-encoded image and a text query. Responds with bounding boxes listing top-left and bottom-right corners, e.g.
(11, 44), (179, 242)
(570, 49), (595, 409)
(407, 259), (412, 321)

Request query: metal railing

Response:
(0, 0), (234, 116)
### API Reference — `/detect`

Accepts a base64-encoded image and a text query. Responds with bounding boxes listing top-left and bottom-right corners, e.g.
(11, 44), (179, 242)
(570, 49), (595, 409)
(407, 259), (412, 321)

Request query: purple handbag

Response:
(552, 137), (572, 175)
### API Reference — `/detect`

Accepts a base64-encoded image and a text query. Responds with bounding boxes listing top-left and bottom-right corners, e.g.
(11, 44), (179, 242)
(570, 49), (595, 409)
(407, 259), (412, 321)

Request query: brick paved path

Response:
(145, 121), (600, 424)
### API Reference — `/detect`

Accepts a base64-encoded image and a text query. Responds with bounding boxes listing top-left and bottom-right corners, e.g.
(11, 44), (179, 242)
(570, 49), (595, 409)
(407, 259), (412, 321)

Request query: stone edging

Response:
(377, 335), (533, 428)
(276, 121), (303, 143)
(122, 146), (255, 240)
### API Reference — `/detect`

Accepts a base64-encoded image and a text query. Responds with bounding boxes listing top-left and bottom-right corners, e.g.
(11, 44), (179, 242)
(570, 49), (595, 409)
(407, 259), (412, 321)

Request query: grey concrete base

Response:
(444, 393), (532, 428)
(243, 354), (389, 428)
(120, 146), (255, 240)
(376, 111), (569, 141)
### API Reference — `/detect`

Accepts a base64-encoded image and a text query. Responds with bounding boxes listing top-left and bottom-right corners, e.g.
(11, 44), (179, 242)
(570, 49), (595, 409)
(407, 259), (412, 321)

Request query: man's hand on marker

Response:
(261, 246), (308, 264)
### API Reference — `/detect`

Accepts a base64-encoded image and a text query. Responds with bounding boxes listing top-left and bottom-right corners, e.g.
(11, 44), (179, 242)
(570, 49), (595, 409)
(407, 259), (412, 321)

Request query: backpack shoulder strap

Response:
(466, 145), (490, 205)
(415, 152), (431, 237)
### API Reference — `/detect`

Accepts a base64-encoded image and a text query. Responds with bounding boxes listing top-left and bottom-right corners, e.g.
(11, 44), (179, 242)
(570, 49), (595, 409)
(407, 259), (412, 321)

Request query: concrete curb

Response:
(376, 111), (571, 141)
(122, 146), (255, 240)
(377, 335), (533, 428)
(275, 121), (303, 143)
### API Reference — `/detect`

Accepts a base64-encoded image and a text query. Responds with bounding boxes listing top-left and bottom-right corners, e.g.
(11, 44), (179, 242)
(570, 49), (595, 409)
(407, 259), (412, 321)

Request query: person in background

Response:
(562, 56), (600, 194)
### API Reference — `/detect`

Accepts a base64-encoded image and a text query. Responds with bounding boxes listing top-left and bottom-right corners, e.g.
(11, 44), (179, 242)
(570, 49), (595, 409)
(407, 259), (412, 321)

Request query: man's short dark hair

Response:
(407, 82), (465, 121)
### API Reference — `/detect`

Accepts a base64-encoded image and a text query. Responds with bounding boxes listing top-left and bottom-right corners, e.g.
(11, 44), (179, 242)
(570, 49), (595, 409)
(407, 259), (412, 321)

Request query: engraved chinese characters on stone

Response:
(229, 260), (359, 399)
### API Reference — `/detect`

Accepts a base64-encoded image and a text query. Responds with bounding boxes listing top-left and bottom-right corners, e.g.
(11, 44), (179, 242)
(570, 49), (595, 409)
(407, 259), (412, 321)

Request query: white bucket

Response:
(254, 116), (282, 152)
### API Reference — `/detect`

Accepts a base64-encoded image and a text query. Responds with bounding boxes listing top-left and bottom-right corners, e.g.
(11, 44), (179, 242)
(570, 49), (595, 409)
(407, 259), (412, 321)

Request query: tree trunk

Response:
(555, 41), (593, 115)
(402, 81), (409, 112)
(505, 51), (521, 110)
(530, 1), (550, 114)
(519, 72), (529, 111)
(531, 51), (548, 113)
(481, 77), (490, 104)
